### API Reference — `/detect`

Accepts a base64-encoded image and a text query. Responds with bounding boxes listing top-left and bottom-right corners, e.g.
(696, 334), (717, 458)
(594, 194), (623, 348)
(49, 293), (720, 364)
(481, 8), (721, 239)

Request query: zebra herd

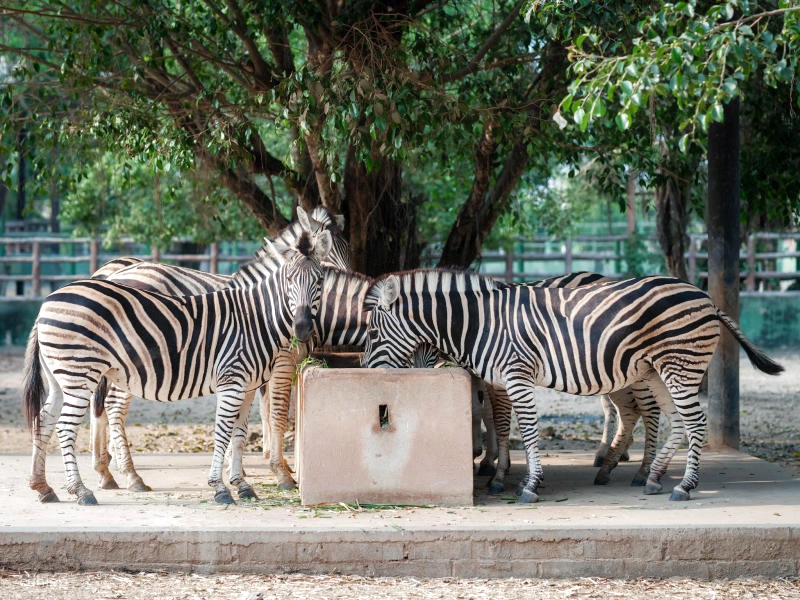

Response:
(22, 208), (784, 506)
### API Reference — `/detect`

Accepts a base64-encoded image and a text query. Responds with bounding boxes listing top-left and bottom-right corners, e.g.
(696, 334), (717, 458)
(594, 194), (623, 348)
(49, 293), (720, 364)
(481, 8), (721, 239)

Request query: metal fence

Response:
(1, 231), (799, 299)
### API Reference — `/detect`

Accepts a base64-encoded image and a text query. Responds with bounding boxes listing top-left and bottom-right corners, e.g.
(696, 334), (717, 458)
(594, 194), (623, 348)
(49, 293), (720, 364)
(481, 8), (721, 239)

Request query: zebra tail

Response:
(22, 326), (45, 437)
(717, 309), (784, 375)
(93, 376), (108, 419)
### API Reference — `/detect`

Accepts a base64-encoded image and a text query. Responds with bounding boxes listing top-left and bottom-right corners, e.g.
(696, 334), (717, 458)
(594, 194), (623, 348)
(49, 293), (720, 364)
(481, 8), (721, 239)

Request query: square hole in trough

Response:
(296, 367), (474, 506)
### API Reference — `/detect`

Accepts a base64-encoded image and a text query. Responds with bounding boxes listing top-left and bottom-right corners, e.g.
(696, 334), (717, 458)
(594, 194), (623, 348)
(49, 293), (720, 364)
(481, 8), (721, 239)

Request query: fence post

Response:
(31, 240), (41, 298)
(505, 250), (514, 283)
(89, 238), (99, 274)
(151, 246), (161, 263)
(687, 235), (697, 285)
(565, 237), (573, 274)
(209, 242), (219, 274)
(746, 235), (756, 292)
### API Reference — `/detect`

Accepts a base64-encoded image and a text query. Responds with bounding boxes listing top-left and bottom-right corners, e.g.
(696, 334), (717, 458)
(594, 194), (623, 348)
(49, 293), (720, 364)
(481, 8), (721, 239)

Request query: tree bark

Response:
(707, 98), (741, 450)
(437, 42), (568, 268)
(343, 150), (418, 276)
(654, 172), (690, 281)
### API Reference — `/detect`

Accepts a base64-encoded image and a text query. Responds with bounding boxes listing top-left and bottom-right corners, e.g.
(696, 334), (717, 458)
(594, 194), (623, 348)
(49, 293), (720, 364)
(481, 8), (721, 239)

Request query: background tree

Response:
(1, 0), (575, 275)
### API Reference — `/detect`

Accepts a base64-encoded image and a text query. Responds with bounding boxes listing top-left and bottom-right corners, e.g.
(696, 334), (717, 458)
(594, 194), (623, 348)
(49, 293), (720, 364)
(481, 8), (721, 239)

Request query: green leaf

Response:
(573, 106), (586, 127)
(678, 133), (689, 153)
(615, 112), (631, 131)
(710, 102), (724, 122)
(621, 80), (634, 97)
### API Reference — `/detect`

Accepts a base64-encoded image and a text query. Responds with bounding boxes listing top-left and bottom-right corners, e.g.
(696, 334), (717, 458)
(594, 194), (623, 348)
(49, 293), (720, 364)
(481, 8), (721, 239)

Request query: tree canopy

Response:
(2, 1), (800, 276)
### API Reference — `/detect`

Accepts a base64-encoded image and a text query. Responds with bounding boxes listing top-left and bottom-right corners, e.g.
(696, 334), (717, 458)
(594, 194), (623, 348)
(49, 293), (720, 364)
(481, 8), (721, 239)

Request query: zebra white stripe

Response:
(22, 229), (332, 505)
(361, 270), (783, 503)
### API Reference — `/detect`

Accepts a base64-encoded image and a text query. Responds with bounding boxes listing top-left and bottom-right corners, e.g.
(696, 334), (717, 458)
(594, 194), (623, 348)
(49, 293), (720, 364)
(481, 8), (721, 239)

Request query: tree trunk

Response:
(707, 98), (741, 450)
(343, 150), (418, 276)
(437, 42), (567, 268)
(654, 172), (690, 281)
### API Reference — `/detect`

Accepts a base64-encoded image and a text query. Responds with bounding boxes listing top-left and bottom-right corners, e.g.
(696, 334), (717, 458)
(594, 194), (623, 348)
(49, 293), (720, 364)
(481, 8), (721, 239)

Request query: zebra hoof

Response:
(39, 490), (59, 503)
(630, 474), (647, 487)
(237, 484), (259, 500)
(517, 489), (539, 503)
(593, 472), (611, 486)
(669, 487), (691, 501)
(128, 481), (152, 493)
(214, 489), (236, 505)
(620, 452), (630, 462)
(277, 479), (297, 491)
(644, 481), (663, 495)
(488, 481), (504, 495)
(99, 477), (120, 490)
(77, 492), (98, 506)
(592, 455), (605, 467)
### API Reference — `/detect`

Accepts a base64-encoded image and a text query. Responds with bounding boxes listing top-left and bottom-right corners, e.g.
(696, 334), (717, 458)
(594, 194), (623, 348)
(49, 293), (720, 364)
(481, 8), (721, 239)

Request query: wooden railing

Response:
(1, 232), (799, 299)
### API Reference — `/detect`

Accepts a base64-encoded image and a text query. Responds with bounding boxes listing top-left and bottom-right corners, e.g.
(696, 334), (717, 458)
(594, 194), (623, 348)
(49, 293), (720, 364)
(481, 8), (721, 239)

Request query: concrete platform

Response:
(1, 449), (798, 578)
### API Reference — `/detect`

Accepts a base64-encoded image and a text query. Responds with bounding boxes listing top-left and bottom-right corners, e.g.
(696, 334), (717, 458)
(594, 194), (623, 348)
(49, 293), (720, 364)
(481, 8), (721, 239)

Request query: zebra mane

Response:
(242, 206), (344, 273)
(364, 268), (498, 310)
(322, 266), (371, 288)
(395, 268), (498, 293)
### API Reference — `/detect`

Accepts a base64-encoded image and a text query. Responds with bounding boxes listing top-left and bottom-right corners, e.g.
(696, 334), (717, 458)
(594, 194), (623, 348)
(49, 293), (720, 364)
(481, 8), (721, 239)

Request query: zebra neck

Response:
(315, 269), (372, 347)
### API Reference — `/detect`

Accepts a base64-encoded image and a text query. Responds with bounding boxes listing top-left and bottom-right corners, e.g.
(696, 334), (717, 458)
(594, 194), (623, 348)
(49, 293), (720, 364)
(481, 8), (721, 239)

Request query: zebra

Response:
(360, 270), (784, 502)
(410, 272), (670, 495)
(22, 228), (332, 505)
(85, 207), (351, 493)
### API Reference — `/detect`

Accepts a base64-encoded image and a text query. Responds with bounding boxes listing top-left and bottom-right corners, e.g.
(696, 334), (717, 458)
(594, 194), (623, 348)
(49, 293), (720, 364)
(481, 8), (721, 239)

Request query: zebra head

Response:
(296, 205), (352, 271)
(361, 274), (420, 368)
(266, 229), (332, 343)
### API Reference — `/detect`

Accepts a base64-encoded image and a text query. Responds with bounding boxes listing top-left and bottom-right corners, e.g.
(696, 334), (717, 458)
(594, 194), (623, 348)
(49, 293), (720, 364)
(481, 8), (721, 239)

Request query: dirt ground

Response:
(1, 347), (798, 598)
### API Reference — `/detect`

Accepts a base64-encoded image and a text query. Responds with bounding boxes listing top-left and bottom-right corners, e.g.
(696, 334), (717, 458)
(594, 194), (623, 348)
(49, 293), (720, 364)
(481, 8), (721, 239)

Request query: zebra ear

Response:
(334, 214), (346, 231)
(313, 229), (333, 263)
(364, 276), (400, 311)
(296, 205), (311, 231)
(379, 275), (401, 309)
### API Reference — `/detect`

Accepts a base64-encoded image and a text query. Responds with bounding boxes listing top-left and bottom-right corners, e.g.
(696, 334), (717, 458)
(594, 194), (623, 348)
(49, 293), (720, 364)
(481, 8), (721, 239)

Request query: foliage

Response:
(61, 151), (264, 246)
(527, 1), (800, 145)
(0, 0), (576, 269)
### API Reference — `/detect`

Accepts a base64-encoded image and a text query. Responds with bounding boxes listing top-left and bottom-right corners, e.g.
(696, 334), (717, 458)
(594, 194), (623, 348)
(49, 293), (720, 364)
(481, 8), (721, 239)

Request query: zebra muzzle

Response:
(293, 306), (314, 342)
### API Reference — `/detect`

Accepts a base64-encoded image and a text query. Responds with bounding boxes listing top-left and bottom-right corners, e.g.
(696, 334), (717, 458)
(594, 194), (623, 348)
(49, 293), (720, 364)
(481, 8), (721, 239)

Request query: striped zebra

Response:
(86, 207), (351, 493)
(411, 272), (669, 495)
(361, 270), (783, 502)
(22, 228), (332, 505)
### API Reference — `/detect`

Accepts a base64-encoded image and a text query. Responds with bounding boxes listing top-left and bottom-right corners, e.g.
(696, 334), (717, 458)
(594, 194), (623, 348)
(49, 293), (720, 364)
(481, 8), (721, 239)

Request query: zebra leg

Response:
(471, 381), (484, 462)
(259, 385), (271, 462)
(594, 387), (638, 485)
(91, 404), (119, 490)
(667, 389), (705, 501)
(56, 387), (98, 505)
(486, 385), (513, 495)
(642, 372), (684, 494)
(505, 375), (543, 503)
(106, 386), (151, 492)
(228, 389), (259, 500)
(30, 364), (63, 503)
(630, 381), (662, 487)
(594, 395), (616, 467)
(267, 351), (298, 490)
(207, 388), (245, 505)
(476, 384), (499, 476)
